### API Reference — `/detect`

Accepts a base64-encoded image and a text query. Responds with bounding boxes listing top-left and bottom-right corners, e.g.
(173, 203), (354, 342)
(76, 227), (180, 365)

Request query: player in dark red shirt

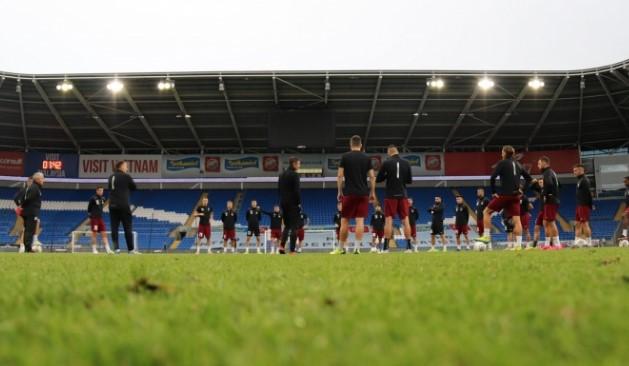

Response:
(333, 135), (376, 255)
(87, 186), (113, 254)
(193, 196), (213, 254)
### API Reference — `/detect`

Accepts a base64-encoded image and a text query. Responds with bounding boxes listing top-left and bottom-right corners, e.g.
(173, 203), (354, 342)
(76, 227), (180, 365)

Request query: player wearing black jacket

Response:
(87, 186), (112, 254)
(376, 145), (414, 253)
(480, 145), (532, 250)
(21, 173), (44, 253)
(244, 200), (263, 254)
(454, 195), (470, 251)
(370, 205), (385, 252)
(262, 205), (283, 254)
(475, 188), (490, 236)
(221, 201), (238, 253)
(108, 161), (138, 253)
(573, 164), (593, 246)
(537, 156), (561, 248)
(278, 157), (301, 254)
(13, 177), (37, 253)
(408, 198), (420, 251)
(428, 197), (447, 252)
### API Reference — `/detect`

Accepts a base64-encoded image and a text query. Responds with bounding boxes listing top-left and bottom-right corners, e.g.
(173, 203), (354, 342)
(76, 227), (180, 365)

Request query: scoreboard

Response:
(25, 152), (78, 178)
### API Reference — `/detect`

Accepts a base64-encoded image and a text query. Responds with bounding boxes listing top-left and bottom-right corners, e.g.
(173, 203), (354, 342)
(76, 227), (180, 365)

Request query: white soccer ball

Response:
(573, 238), (588, 248)
(473, 240), (487, 252)
(619, 239), (629, 248)
(32, 244), (43, 253)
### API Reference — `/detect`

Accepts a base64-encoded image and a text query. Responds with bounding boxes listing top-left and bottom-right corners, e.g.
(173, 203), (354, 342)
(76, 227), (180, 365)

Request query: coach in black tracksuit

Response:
(278, 157), (301, 254)
(21, 173), (44, 253)
(108, 161), (137, 252)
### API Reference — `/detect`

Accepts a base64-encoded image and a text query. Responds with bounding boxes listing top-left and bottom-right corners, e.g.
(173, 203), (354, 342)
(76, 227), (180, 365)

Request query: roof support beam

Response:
(324, 74), (330, 104)
(16, 80), (28, 150)
(219, 78), (245, 153)
(0, 76), (5, 90)
(72, 86), (126, 152)
(122, 90), (166, 152)
(275, 77), (324, 101)
(272, 75), (279, 104)
(172, 87), (203, 150)
(597, 74), (629, 133)
(482, 85), (528, 149)
(526, 76), (569, 147)
(610, 69), (629, 87)
(403, 87), (430, 148)
(444, 87), (480, 148)
(363, 74), (383, 147)
(32, 79), (80, 151)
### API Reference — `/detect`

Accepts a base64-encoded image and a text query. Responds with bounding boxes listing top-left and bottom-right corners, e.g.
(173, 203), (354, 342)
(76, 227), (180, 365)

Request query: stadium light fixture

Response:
(56, 80), (74, 92)
(157, 78), (175, 91)
(426, 78), (445, 89)
(218, 79), (225, 92)
(478, 77), (494, 90)
(106, 79), (124, 93)
(528, 77), (545, 90)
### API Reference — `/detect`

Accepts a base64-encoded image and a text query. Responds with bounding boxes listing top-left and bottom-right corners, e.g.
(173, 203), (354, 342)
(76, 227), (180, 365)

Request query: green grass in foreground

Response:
(0, 249), (628, 366)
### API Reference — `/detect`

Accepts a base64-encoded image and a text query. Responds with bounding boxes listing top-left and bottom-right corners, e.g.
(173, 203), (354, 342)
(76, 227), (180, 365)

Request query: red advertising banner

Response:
(0, 151), (25, 176)
(445, 149), (580, 175)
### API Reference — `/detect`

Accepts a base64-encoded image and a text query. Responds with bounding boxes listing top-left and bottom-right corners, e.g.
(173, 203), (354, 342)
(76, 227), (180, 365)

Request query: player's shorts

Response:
(341, 195), (369, 219)
(384, 198), (409, 219)
(455, 224), (469, 236)
(624, 206), (629, 218)
(487, 194), (520, 217)
(431, 223), (444, 236)
(372, 230), (384, 240)
(271, 228), (282, 240)
(575, 205), (591, 223)
(520, 212), (531, 230)
(542, 203), (558, 221)
(247, 226), (260, 237)
(223, 229), (236, 241)
(90, 217), (106, 233)
(477, 219), (484, 235)
(410, 224), (417, 239)
(198, 223), (211, 239)
(297, 228), (305, 242)
(535, 211), (544, 226)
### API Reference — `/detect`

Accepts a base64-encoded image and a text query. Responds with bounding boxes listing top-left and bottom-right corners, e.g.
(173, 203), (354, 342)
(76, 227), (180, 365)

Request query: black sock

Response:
(406, 239), (412, 250)
(383, 238), (389, 251)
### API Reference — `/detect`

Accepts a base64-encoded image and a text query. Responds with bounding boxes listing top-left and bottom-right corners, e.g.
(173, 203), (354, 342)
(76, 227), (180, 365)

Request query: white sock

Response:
(553, 236), (560, 246)
(355, 242), (361, 250)
(483, 229), (490, 237)
(545, 238), (551, 246)
(516, 236), (522, 247)
(33, 235), (38, 242)
(623, 229), (628, 237)
(587, 237), (592, 245)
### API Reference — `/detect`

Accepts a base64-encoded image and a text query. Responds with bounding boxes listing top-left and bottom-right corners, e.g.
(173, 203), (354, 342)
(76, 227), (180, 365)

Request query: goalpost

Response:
(69, 230), (138, 253)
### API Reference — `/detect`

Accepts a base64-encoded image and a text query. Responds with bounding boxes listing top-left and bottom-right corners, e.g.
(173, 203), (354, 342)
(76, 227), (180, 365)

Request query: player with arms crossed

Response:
(332, 135), (376, 255)
(193, 196), (213, 254)
(376, 145), (413, 253)
(536, 156), (561, 249)
(87, 186), (113, 254)
(573, 164), (593, 247)
(262, 205), (283, 254)
(454, 195), (471, 251)
(478, 145), (532, 250)
(221, 200), (238, 253)
(244, 200), (262, 254)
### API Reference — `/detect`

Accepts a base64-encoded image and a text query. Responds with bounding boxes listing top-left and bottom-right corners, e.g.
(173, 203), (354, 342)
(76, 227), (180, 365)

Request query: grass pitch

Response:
(0, 249), (628, 366)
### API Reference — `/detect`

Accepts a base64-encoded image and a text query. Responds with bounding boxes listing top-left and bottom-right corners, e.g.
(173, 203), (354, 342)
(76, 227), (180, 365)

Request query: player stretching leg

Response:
(573, 164), (593, 247)
(88, 186), (113, 254)
(479, 145), (532, 250)
(370, 205), (385, 253)
(262, 205), (283, 254)
(454, 195), (470, 251)
(428, 196), (447, 252)
(244, 200), (262, 254)
(193, 197), (213, 254)
(221, 200), (238, 253)
(537, 156), (561, 249)
(376, 145), (413, 254)
(332, 135), (376, 255)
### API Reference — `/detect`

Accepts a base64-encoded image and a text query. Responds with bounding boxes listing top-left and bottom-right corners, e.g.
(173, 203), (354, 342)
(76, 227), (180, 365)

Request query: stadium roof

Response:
(1, 60), (628, 154)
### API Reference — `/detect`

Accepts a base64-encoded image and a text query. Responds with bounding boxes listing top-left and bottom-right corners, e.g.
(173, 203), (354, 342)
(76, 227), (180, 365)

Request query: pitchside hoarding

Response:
(25, 152), (78, 178)
(79, 155), (161, 178)
(0, 151), (25, 176)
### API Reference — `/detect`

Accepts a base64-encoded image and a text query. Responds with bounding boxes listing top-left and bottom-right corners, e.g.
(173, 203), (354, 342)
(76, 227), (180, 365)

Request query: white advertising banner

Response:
(79, 155), (162, 178)
(162, 155), (203, 177)
(202, 154), (281, 177)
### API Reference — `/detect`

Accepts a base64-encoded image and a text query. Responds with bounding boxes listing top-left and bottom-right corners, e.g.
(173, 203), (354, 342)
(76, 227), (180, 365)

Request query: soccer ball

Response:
(32, 244), (43, 253)
(619, 239), (629, 248)
(573, 238), (588, 248)
(473, 240), (487, 252)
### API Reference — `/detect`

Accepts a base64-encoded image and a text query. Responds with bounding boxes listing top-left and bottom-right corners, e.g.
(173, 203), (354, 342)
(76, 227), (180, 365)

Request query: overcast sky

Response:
(1, 0), (627, 74)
